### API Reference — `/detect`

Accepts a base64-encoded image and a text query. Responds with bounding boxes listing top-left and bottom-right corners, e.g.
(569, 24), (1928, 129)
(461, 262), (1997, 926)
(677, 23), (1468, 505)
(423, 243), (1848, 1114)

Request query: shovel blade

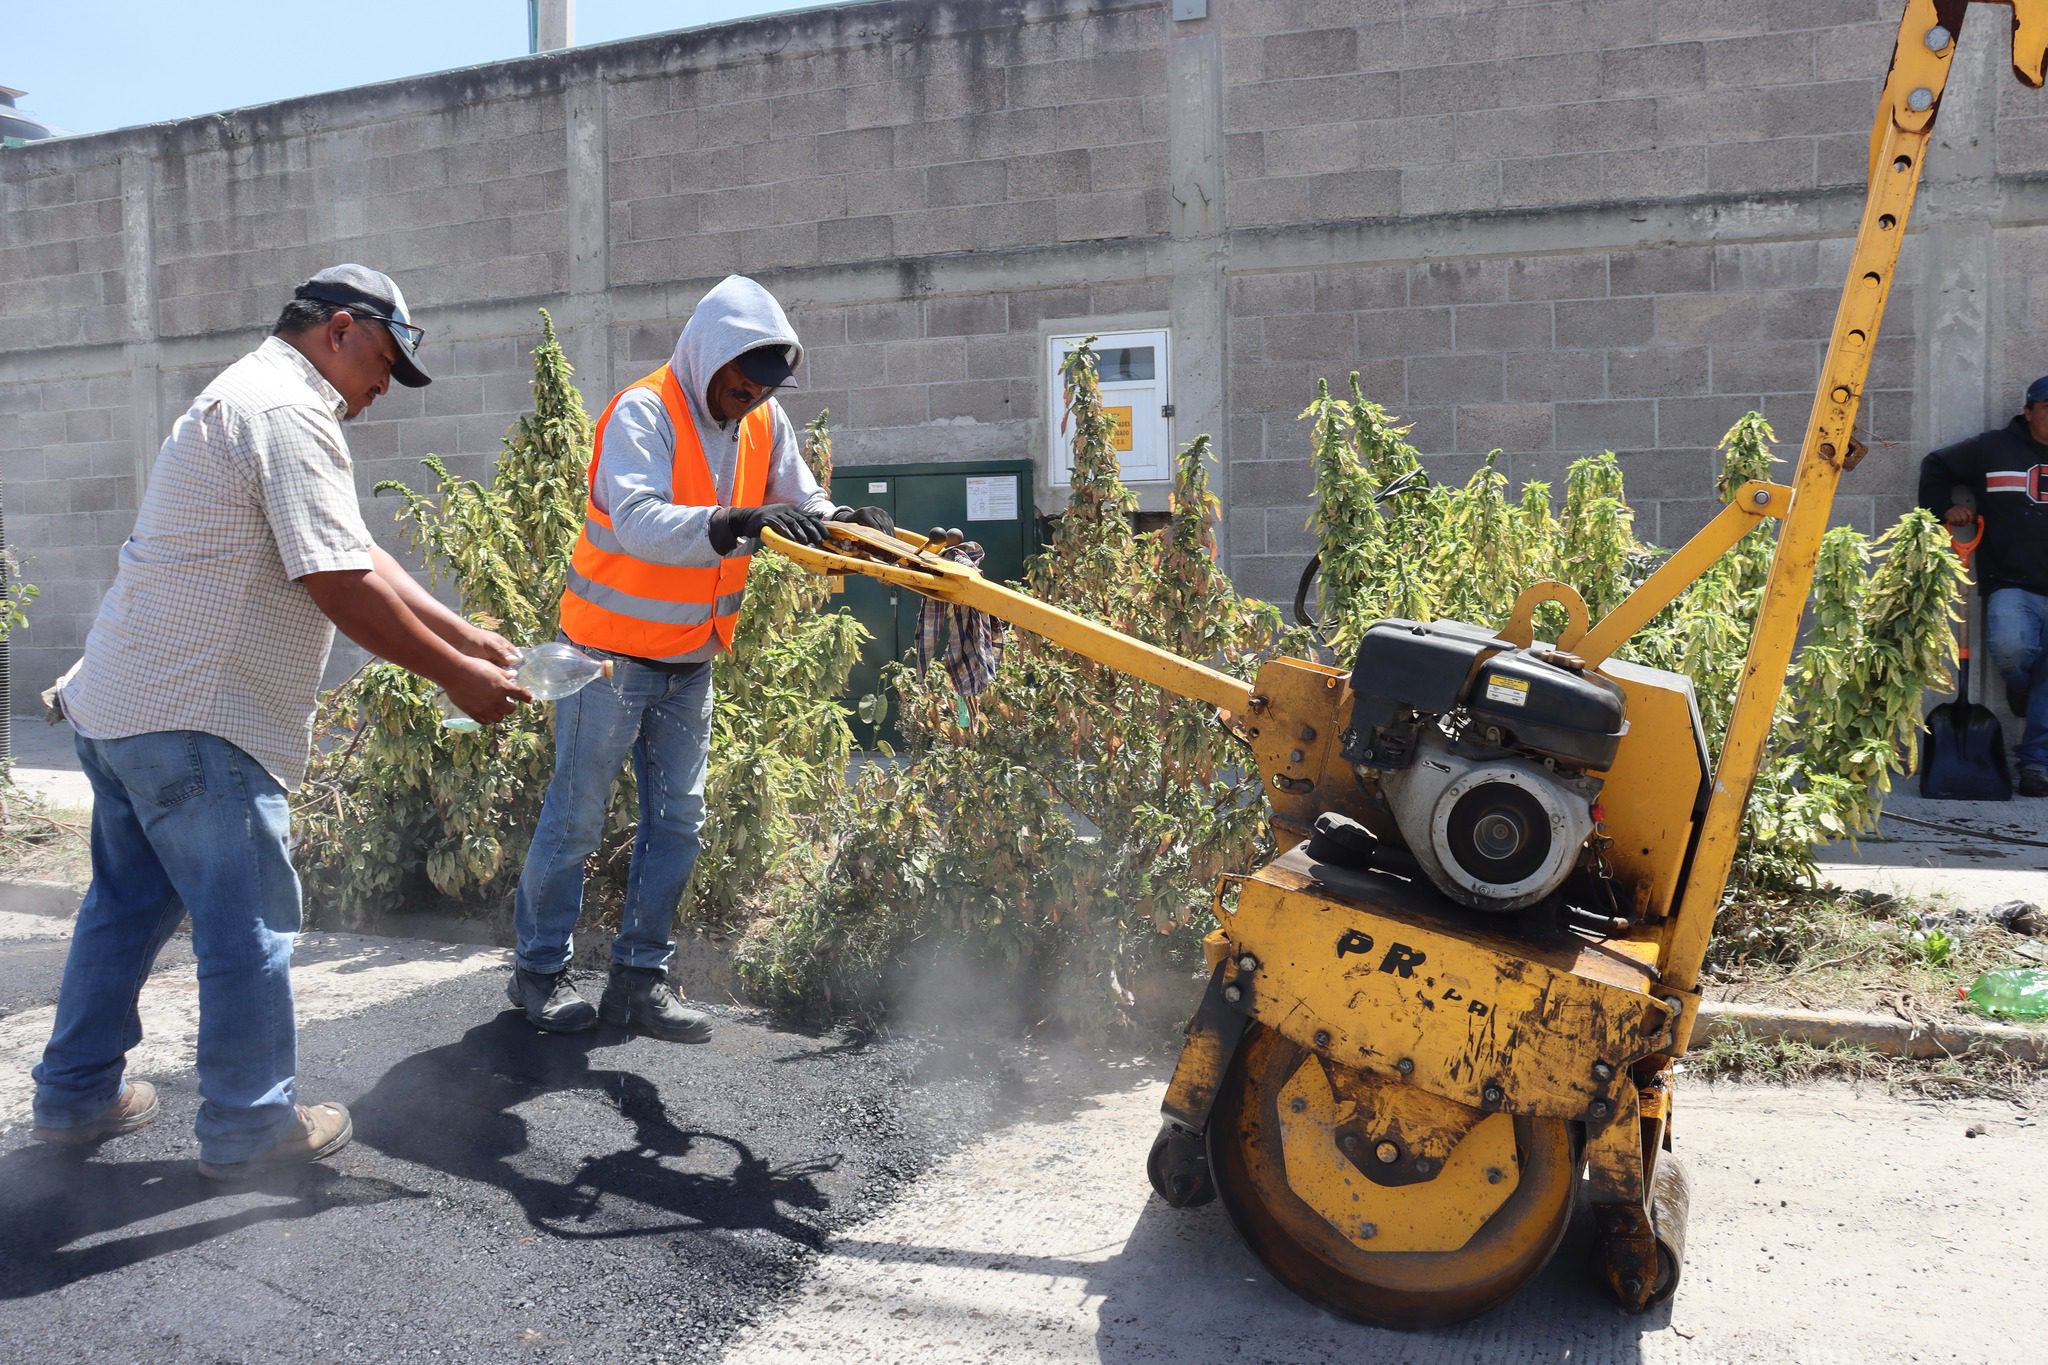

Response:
(1919, 700), (2012, 801)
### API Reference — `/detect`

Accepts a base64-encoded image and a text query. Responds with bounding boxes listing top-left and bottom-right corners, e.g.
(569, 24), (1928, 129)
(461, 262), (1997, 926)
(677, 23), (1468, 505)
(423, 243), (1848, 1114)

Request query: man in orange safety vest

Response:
(507, 274), (890, 1040)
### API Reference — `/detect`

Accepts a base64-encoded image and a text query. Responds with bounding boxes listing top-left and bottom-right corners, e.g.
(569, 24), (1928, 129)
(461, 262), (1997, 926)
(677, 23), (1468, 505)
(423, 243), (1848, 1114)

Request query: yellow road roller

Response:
(770, 0), (2048, 1325)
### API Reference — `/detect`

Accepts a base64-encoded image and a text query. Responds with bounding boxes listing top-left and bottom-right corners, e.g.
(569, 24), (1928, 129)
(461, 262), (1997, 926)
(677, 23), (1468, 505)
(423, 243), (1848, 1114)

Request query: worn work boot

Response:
(32, 1080), (160, 1146)
(2019, 767), (2048, 798)
(196, 1102), (352, 1181)
(599, 964), (712, 1043)
(507, 967), (598, 1033)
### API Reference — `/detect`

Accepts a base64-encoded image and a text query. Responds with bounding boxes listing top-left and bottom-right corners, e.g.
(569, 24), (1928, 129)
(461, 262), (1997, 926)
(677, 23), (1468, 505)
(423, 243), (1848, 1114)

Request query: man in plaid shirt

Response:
(31, 265), (530, 1180)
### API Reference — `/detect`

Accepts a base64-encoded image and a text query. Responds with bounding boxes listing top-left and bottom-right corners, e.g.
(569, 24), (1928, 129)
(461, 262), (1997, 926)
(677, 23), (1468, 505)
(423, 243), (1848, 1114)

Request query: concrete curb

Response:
(1698, 999), (2048, 1064)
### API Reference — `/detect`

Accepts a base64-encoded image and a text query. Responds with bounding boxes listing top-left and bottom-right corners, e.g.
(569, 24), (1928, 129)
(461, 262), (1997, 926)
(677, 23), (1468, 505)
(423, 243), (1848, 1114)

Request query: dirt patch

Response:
(0, 787), (91, 888)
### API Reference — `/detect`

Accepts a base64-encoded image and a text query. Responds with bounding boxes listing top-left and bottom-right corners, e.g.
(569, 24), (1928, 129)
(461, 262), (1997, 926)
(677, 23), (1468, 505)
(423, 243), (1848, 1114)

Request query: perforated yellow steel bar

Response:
(765, 522), (1257, 716)
(1662, 0), (2048, 993)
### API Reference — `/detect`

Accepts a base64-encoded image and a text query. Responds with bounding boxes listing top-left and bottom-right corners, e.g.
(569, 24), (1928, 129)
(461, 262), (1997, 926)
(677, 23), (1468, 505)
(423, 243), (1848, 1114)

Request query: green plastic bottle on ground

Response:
(1964, 968), (2048, 1019)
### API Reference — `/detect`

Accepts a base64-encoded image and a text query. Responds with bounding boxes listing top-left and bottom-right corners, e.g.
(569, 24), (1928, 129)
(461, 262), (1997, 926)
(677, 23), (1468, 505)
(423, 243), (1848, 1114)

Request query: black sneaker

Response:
(2019, 767), (2048, 799)
(506, 967), (598, 1032)
(599, 964), (713, 1043)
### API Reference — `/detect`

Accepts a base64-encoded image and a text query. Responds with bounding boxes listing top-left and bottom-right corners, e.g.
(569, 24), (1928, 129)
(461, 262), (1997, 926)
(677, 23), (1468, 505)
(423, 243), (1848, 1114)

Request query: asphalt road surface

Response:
(2, 904), (2043, 1364)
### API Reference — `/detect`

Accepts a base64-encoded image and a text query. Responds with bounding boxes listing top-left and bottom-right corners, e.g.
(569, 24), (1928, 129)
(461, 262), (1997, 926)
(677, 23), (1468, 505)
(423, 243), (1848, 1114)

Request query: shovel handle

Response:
(1949, 514), (1984, 564)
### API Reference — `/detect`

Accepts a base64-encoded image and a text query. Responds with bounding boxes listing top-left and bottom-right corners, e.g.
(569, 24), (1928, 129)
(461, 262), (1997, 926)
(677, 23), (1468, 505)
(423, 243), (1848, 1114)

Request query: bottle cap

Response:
(599, 660), (615, 678)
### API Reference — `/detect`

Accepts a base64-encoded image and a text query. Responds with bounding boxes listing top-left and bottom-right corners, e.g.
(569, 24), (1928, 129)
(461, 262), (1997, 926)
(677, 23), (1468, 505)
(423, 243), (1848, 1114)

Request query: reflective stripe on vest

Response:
(558, 364), (770, 658)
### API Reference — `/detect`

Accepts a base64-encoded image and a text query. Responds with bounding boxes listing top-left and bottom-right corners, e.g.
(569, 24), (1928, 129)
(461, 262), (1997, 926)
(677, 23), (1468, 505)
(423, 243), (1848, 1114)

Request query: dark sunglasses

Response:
(352, 310), (425, 351)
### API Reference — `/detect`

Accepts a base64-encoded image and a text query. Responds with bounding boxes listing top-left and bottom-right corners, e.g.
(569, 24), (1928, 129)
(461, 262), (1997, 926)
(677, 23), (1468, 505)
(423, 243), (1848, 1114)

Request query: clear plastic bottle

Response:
(1964, 968), (2048, 1019)
(437, 643), (614, 731)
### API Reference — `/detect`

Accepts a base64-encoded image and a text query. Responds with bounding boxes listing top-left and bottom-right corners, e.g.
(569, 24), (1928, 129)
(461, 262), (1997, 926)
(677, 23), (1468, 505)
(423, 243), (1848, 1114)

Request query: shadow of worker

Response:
(346, 1011), (837, 1247)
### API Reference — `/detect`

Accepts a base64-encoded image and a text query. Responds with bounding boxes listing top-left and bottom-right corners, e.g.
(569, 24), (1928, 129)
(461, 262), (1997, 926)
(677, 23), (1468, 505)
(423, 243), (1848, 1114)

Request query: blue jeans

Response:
(33, 730), (303, 1163)
(513, 653), (714, 975)
(1985, 587), (2048, 772)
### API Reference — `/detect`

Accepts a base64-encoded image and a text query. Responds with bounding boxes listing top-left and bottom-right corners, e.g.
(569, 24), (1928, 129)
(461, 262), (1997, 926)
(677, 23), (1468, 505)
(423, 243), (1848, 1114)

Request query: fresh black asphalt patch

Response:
(0, 956), (1029, 1364)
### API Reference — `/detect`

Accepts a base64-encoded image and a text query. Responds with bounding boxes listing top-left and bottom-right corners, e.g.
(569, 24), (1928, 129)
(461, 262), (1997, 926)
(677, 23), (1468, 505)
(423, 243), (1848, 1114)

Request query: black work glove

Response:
(729, 503), (826, 547)
(830, 505), (896, 537)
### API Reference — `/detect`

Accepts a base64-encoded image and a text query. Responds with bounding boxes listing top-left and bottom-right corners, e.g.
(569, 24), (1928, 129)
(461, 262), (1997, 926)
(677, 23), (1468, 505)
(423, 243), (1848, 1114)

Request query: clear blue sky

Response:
(10, 2), (809, 136)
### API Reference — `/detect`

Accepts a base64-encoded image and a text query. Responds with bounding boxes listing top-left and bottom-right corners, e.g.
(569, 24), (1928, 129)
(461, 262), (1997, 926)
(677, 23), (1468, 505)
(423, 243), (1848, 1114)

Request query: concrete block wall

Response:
(2, 0), (2044, 713)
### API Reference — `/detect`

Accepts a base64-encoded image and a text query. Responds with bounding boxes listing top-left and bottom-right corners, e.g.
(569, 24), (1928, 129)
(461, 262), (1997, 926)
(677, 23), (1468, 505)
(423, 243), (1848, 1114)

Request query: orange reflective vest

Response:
(558, 364), (769, 658)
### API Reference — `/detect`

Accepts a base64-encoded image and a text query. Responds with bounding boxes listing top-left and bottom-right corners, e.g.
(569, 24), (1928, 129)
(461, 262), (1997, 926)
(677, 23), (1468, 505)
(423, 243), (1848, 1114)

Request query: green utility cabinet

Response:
(830, 460), (1037, 746)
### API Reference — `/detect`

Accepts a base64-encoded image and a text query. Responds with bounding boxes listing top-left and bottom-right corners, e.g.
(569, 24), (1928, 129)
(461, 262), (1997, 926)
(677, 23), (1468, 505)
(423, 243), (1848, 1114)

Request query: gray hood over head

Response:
(670, 274), (802, 427)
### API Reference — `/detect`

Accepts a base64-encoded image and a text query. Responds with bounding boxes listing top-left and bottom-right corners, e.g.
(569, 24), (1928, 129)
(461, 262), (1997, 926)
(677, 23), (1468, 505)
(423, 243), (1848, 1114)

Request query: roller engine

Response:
(1338, 619), (1627, 913)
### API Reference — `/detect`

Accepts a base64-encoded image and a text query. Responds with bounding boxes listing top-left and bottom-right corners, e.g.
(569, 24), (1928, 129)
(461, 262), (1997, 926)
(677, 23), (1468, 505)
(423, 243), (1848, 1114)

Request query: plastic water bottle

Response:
(1963, 968), (2048, 1019)
(437, 643), (614, 731)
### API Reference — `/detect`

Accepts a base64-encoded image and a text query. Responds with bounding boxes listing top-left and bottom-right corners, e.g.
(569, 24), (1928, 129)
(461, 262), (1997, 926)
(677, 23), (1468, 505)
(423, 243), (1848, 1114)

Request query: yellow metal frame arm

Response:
(764, 522), (1258, 717)
(1661, 0), (2048, 993)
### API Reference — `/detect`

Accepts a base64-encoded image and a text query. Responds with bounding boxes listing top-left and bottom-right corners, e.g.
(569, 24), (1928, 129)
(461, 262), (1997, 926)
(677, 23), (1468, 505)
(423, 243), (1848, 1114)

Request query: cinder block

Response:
(1556, 399), (1657, 451)
(1089, 142), (1169, 192)
(1413, 260), (1506, 307)
(1609, 345), (1710, 398)
(627, 195), (700, 242)
(1397, 61), (1504, 118)
(1656, 394), (1768, 449)
(805, 340), (889, 387)
(1507, 255), (1607, 303)
(1501, 151), (1608, 209)
(1260, 124), (1364, 179)
(1601, 146), (1708, 201)
(1707, 138), (1817, 194)
(1455, 302), (1553, 353)
(1229, 273), (1315, 318)
(1055, 189), (1153, 242)
(1456, 403), (1555, 454)
(1610, 246), (1714, 297)
(1353, 307), (1453, 359)
(1759, 80), (1870, 139)
(745, 136), (822, 187)
(925, 379), (1022, 425)
(1453, 106), (1564, 162)
(1556, 98), (1661, 155)
(926, 295), (1009, 338)
(697, 184), (773, 233)
(1506, 349), (1607, 402)
(1226, 132), (1265, 180)
(1655, 294), (1763, 344)
(883, 337), (967, 385)
(847, 303), (920, 345)
(738, 221), (821, 273)
(818, 214), (895, 264)
(966, 333), (1037, 380)
(816, 126), (895, 173)
(1759, 287), (1840, 340)
(1261, 312), (1360, 365)
(1261, 27), (1362, 79)
(773, 176), (847, 224)
(849, 383), (929, 429)
(1653, 91), (1757, 147)
(1227, 175), (1313, 228)
(1407, 352), (1504, 403)
(979, 199), (1058, 249)
(1400, 161), (1504, 217)
(1313, 265), (1407, 313)
(1003, 151), (1097, 202)
(843, 168), (929, 218)
(1308, 170), (1399, 221)
(1603, 42), (1706, 100)
(893, 206), (977, 256)
(1703, 30), (1815, 88)
(927, 159), (1008, 207)
(1228, 455), (1317, 508)
(1709, 340), (1822, 395)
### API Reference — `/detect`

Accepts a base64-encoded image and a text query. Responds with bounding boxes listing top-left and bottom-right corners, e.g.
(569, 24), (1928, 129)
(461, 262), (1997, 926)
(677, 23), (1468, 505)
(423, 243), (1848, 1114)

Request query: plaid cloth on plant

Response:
(915, 541), (1008, 696)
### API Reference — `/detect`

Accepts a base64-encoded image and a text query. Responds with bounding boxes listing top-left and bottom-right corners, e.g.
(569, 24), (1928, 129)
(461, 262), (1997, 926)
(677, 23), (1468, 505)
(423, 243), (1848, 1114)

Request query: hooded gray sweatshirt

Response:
(581, 274), (836, 662)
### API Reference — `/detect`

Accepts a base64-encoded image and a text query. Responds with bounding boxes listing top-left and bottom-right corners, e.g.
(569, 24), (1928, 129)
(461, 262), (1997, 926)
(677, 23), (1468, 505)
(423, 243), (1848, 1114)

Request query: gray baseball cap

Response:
(293, 264), (431, 387)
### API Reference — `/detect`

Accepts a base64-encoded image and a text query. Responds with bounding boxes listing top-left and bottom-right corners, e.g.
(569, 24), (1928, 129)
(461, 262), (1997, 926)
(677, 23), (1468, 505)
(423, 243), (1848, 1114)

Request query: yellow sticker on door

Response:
(1105, 406), (1135, 452)
(1483, 674), (1529, 707)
